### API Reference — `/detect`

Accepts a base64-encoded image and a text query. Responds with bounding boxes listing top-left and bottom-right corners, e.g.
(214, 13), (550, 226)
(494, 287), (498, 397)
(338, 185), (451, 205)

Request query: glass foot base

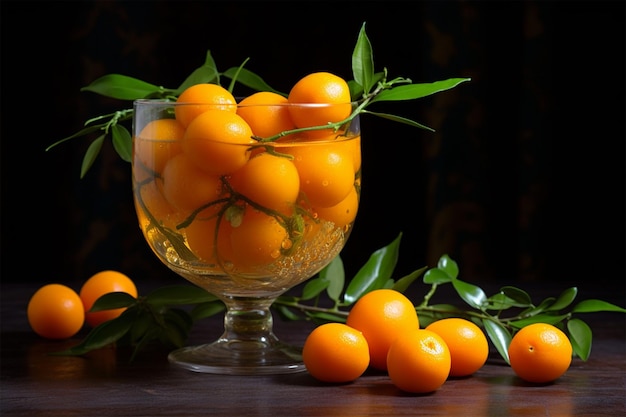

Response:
(168, 340), (306, 375)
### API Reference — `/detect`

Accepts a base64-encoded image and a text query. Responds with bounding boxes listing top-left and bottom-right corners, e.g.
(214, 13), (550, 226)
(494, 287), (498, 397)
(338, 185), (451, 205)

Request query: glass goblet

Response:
(132, 99), (361, 375)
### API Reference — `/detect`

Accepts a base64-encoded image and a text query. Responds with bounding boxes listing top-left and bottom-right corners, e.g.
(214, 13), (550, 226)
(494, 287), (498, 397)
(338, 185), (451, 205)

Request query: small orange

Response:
(287, 72), (352, 135)
(184, 215), (235, 268)
(426, 317), (489, 377)
(134, 118), (185, 175)
(285, 141), (355, 208)
(236, 91), (297, 139)
(302, 322), (370, 383)
(175, 83), (237, 127)
(508, 322), (573, 384)
(79, 271), (138, 328)
(387, 329), (452, 393)
(161, 153), (225, 216)
(182, 109), (254, 176)
(27, 284), (85, 339)
(346, 289), (420, 371)
(312, 185), (359, 229)
(229, 208), (289, 268)
(229, 152), (300, 215)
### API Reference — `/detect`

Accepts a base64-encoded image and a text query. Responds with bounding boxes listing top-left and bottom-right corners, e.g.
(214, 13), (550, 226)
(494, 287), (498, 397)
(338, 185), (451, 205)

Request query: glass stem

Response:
(219, 296), (280, 349)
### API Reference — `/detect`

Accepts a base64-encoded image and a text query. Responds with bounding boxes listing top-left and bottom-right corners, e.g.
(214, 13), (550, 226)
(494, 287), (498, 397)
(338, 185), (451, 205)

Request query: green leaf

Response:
(222, 67), (283, 95)
(80, 74), (161, 100)
(90, 292), (137, 312)
(320, 256), (345, 302)
(572, 299), (626, 313)
(45, 124), (103, 152)
(370, 78), (471, 103)
(423, 267), (453, 284)
(111, 124), (132, 162)
(484, 293), (519, 311)
(273, 304), (302, 321)
(190, 300), (226, 321)
(162, 308), (193, 348)
(546, 287), (578, 311)
(568, 318), (593, 361)
(146, 285), (217, 306)
(392, 266), (427, 293)
(52, 312), (135, 356)
(176, 50), (220, 93)
(500, 286), (533, 306)
(343, 233), (402, 304)
(483, 319), (512, 364)
(438, 254), (459, 279)
(521, 296), (555, 316)
(361, 110), (435, 131)
(452, 279), (487, 309)
(301, 277), (329, 301)
(352, 22), (375, 94)
(305, 311), (348, 324)
(509, 313), (570, 329)
(80, 134), (105, 178)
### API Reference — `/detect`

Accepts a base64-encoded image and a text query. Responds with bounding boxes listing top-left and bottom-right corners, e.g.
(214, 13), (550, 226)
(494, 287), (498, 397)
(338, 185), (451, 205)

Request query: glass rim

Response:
(133, 98), (359, 108)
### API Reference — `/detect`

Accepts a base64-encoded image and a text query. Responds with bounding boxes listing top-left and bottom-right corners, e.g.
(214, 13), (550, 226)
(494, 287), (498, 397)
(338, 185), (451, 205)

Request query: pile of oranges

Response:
(302, 288), (573, 393)
(27, 270), (138, 340)
(133, 71), (361, 274)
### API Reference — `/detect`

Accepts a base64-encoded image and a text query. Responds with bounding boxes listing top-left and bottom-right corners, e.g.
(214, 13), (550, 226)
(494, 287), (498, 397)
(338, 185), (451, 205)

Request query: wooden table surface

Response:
(2, 281), (625, 416)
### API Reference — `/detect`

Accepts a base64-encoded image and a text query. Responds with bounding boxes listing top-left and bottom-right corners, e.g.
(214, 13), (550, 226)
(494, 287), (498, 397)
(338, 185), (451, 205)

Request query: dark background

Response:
(1, 1), (624, 303)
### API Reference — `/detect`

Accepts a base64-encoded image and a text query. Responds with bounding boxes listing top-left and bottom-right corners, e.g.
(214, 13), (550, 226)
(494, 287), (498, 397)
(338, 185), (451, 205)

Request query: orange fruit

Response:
(285, 141), (355, 208)
(387, 329), (452, 393)
(236, 91), (297, 139)
(175, 83), (237, 127)
(182, 109), (254, 176)
(508, 322), (573, 384)
(425, 317), (489, 377)
(312, 185), (359, 229)
(302, 322), (370, 383)
(287, 72), (352, 135)
(161, 153), (225, 216)
(346, 289), (420, 371)
(79, 270), (138, 328)
(27, 284), (85, 339)
(134, 118), (185, 175)
(229, 208), (289, 268)
(229, 152), (300, 215)
(134, 179), (180, 230)
(184, 215), (235, 267)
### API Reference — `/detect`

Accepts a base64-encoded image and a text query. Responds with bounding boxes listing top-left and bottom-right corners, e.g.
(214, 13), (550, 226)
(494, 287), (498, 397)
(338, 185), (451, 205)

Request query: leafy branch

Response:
(47, 22), (469, 178)
(55, 233), (626, 364)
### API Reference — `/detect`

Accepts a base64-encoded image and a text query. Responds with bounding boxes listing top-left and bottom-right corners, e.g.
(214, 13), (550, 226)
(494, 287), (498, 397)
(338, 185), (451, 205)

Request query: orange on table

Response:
(302, 322), (370, 383)
(229, 152), (300, 215)
(27, 284), (85, 339)
(387, 329), (451, 393)
(236, 91), (297, 139)
(175, 83), (237, 127)
(508, 322), (573, 384)
(79, 270), (138, 328)
(161, 153), (225, 216)
(426, 317), (489, 377)
(182, 109), (254, 176)
(285, 141), (355, 208)
(229, 208), (289, 268)
(134, 118), (185, 175)
(287, 72), (352, 136)
(311, 185), (359, 229)
(346, 289), (420, 371)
